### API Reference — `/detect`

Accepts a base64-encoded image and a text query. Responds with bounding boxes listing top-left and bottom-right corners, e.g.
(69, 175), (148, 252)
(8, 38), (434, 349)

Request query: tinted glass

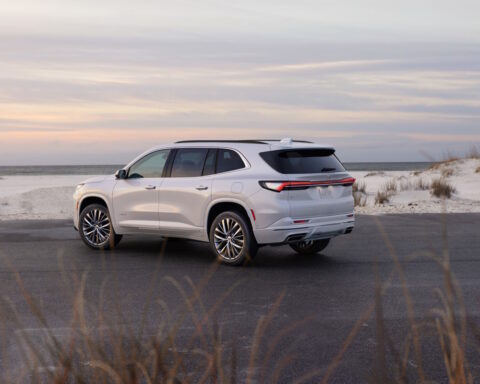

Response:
(260, 149), (345, 174)
(128, 149), (170, 178)
(216, 149), (245, 173)
(202, 149), (216, 176)
(171, 148), (208, 177)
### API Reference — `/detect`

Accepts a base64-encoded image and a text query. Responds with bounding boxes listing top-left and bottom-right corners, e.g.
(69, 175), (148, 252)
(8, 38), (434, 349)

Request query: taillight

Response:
(259, 178), (355, 192)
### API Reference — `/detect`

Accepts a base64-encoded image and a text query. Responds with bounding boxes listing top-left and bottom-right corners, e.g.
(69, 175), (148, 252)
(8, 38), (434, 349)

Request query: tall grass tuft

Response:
(431, 178), (456, 199)
(415, 177), (431, 191)
(374, 179), (397, 205)
(353, 192), (367, 207)
(441, 168), (454, 178)
(353, 181), (368, 207)
(383, 179), (397, 193)
(375, 191), (390, 205)
(352, 181), (366, 194)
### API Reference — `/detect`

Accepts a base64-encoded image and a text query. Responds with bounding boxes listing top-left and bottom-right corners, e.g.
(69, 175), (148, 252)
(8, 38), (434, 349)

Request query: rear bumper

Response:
(253, 213), (354, 245)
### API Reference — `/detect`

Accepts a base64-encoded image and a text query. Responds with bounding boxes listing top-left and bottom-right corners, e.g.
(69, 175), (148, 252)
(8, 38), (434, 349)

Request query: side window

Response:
(202, 149), (217, 176)
(216, 149), (245, 173)
(128, 149), (170, 178)
(171, 148), (208, 177)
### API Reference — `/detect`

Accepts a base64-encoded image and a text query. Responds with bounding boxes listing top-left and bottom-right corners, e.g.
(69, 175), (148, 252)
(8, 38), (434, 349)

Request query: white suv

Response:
(74, 139), (355, 265)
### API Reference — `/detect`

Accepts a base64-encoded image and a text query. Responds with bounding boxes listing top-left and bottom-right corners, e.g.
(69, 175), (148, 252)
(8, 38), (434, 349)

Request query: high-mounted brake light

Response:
(259, 178), (355, 192)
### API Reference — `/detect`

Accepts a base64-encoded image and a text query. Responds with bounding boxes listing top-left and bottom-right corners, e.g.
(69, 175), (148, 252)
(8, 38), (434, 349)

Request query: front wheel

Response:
(79, 204), (122, 250)
(209, 211), (257, 266)
(289, 239), (330, 255)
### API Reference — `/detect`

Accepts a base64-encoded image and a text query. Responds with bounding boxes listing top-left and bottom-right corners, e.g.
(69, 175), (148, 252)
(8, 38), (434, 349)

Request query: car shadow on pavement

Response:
(100, 236), (338, 269)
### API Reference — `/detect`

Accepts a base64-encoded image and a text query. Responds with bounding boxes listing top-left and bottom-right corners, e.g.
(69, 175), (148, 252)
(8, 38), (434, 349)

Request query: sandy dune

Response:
(0, 159), (479, 220)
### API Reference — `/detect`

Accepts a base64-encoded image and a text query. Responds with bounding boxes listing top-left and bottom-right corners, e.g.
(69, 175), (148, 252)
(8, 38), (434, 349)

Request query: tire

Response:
(209, 211), (258, 266)
(289, 239), (330, 255)
(79, 204), (122, 250)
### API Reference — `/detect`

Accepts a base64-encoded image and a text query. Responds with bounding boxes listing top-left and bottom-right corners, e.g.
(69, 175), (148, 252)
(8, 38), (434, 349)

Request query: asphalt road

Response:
(0, 214), (479, 383)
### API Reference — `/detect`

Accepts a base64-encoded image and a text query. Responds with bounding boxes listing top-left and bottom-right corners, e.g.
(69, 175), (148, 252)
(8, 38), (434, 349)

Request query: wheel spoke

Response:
(214, 233), (227, 241)
(215, 226), (226, 236)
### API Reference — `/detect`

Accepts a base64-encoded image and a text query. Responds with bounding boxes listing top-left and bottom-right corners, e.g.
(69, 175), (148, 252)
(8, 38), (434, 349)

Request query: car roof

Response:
(157, 139), (335, 151)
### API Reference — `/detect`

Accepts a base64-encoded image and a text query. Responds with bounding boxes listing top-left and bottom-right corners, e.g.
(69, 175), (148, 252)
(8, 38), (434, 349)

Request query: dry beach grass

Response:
(0, 215), (477, 383)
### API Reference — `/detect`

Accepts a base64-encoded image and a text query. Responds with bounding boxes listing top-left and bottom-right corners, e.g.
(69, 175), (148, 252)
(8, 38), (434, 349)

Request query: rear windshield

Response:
(260, 149), (345, 174)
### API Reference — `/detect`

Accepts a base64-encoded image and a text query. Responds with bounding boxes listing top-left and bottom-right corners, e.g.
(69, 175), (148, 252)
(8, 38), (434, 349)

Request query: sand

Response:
(0, 158), (479, 220)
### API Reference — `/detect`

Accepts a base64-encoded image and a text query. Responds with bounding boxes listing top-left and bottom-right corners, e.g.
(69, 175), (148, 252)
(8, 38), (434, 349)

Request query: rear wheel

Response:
(79, 204), (122, 250)
(209, 211), (257, 266)
(289, 239), (330, 255)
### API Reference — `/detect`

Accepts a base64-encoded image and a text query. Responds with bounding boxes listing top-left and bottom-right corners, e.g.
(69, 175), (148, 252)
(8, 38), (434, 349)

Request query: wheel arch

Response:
(78, 194), (119, 231)
(205, 199), (256, 239)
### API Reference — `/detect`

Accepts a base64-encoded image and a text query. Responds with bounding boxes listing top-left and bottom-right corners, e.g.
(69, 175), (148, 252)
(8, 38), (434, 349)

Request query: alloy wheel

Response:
(82, 208), (111, 247)
(214, 217), (245, 260)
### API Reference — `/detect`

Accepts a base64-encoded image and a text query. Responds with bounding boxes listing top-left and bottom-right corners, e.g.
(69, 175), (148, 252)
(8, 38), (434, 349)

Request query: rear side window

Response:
(216, 149), (245, 173)
(260, 149), (345, 174)
(171, 148), (208, 177)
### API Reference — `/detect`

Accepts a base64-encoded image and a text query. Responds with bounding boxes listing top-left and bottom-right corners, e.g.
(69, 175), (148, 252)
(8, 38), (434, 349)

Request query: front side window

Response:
(171, 148), (209, 177)
(260, 149), (345, 174)
(216, 149), (245, 173)
(128, 149), (170, 178)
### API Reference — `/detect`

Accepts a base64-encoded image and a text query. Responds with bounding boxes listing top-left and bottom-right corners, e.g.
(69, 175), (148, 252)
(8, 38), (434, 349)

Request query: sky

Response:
(0, 0), (479, 164)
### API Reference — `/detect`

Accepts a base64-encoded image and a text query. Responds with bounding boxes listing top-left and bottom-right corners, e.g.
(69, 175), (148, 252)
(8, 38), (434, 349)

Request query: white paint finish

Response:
(231, 182), (243, 194)
(158, 176), (213, 238)
(112, 178), (162, 232)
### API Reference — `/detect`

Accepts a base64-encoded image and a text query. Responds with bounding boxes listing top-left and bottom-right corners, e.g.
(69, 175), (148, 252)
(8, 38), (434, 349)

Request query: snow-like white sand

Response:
(0, 175), (91, 220)
(351, 158), (480, 214)
(0, 158), (479, 220)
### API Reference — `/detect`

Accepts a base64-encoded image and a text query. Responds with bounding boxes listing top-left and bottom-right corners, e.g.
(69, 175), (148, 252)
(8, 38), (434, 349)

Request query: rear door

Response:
(260, 148), (354, 217)
(157, 148), (214, 239)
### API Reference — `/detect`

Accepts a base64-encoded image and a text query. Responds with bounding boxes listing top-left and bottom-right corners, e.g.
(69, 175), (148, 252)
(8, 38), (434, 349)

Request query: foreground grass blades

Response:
(0, 215), (478, 383)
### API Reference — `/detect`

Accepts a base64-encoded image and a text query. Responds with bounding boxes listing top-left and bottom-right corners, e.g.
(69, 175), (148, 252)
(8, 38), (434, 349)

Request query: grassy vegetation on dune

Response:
(431, 178), (456, 199)
(373, 179), (397, 205)
(353, 181), (367, 207)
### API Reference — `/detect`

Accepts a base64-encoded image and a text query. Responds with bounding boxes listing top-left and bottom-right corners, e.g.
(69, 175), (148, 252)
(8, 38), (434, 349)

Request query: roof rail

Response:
(174, 139), (314, 144)
(256, 139), (314, 144)
(174, 140), (268, 144)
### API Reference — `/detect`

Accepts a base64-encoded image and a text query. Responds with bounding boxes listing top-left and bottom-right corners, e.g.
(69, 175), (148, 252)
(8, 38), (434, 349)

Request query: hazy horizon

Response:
(1, 0), (479, 165)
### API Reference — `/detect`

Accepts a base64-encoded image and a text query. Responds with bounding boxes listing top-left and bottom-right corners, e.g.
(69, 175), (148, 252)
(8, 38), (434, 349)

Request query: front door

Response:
(112, 149), (170, 232)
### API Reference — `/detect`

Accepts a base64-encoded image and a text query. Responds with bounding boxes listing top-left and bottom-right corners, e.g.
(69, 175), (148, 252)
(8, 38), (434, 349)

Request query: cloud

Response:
(256, 59), (395, 73)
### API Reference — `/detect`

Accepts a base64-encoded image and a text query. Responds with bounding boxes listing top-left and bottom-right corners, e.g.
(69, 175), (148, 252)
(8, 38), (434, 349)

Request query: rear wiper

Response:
(321, 167), (337, 172)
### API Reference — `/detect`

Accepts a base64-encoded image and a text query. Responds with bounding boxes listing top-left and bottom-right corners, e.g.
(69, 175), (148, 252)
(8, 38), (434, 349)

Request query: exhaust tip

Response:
(285, 233), (307, 242)
(345, 227), (354, 234)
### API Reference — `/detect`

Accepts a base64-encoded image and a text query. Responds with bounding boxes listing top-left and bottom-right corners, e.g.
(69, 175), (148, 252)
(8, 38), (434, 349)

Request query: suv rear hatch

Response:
(259, 148), (354, 218)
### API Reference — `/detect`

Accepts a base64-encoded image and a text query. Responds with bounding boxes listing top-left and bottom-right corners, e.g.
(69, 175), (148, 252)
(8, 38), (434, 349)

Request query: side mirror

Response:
(115, 169), (127, 179)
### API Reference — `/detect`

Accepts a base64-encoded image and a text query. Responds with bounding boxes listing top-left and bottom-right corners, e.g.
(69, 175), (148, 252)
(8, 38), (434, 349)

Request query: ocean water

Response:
(0, 162), (433, 176)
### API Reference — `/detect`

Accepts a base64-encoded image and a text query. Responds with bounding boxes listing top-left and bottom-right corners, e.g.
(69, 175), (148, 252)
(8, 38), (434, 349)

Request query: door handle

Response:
(145, 185), (156, 190)
(196, 186), (208, 191)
